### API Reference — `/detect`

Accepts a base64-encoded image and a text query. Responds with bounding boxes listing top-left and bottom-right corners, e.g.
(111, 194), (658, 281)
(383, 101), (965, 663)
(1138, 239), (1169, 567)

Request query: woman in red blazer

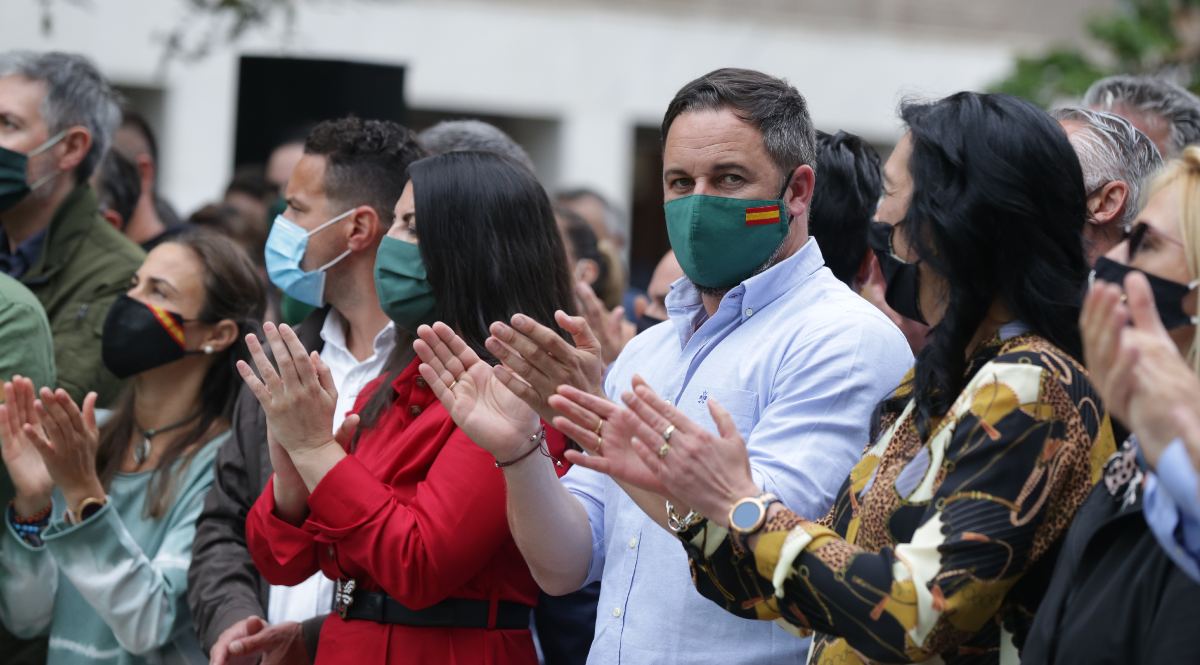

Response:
(240, 152), (579, 664)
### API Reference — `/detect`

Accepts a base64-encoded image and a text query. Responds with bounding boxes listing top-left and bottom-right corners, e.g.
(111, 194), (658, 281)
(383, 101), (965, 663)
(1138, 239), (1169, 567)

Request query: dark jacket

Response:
(1022, 454), (1200, 664)
(187, 308), (329, 658)
(19, 185), (144, 407)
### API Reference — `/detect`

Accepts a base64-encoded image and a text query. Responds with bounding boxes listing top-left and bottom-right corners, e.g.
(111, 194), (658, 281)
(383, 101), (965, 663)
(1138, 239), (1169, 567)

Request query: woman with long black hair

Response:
(241, 151), (575, 664)
(543, 92), (1118, 664)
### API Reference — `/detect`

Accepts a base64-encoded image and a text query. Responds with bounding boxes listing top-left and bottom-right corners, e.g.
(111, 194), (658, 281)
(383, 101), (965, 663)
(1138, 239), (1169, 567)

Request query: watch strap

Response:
(728, 492), (779, 539)
(65, 496), (107, 526)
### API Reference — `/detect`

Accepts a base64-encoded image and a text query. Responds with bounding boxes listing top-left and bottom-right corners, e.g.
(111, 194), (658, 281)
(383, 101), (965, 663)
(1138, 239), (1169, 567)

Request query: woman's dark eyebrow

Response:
(147, 276), (180, 296)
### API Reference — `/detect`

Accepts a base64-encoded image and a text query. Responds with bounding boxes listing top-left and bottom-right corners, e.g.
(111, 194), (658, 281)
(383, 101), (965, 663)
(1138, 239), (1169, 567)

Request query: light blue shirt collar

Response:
(665, 238), (826, 348)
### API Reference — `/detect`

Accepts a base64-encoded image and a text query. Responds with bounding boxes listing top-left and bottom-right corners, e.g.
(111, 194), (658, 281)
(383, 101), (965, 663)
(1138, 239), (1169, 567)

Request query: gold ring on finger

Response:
(447, 379), (458, 391)
(662, 424), (676, 443)
(657, 442), (671, 459)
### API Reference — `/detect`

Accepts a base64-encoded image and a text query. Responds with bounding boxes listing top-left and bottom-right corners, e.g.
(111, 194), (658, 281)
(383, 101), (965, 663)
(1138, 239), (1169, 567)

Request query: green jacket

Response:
(19, 185), (144, 407)
(0, 273), (56, 665)
(0, 271), (56, 507)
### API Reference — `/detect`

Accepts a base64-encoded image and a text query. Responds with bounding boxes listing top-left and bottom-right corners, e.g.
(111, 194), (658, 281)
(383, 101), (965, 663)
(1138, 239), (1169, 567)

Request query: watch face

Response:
(731, 499), (763, 531)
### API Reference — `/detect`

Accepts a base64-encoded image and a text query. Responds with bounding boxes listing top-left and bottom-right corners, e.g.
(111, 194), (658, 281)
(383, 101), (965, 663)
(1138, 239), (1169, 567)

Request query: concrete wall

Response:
(2, 0), (1111, 233)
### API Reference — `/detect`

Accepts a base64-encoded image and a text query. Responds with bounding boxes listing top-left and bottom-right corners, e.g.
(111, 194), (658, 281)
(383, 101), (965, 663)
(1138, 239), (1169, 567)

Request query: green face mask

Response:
(0, 131), (67, 213)
(664, 186), (791, 290)
(374, 235), (437, 331)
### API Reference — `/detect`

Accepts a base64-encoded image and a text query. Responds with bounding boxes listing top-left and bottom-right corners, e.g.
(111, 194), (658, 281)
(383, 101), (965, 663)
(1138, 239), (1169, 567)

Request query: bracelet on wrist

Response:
(495, 427), (558, 468)
(665, 500), (703, 533)
(9, 500), (51, 525)
(8, 502), (50, 547)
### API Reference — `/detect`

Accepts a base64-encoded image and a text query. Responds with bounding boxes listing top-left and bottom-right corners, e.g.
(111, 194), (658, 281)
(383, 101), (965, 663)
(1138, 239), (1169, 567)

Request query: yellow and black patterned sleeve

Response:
(679, 350), (1113, 662)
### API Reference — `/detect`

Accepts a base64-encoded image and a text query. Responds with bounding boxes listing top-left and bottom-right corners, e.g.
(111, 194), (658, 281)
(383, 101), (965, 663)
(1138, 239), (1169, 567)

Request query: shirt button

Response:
(410, 405), (422, 416)
(628, 537), (638, 549)
(415, 377), (427, 389)
(611, 607), (623, 618)
(327, 546), (335, 557)
(745, 307), (754, 317)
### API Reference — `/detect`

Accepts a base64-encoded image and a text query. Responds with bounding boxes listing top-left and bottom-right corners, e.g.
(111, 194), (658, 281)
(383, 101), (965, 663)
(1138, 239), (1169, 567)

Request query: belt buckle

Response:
(334, 578), (357, 619)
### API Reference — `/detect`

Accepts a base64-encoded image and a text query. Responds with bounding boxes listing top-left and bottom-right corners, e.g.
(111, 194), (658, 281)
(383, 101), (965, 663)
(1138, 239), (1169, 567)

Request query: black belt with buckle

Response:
(333, 579), (531, 629)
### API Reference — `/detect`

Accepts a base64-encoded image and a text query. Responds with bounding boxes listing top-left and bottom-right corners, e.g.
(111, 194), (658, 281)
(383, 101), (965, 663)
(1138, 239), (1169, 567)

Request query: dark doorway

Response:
(629, 125), (669, 291)
(233, 56), (407, 168)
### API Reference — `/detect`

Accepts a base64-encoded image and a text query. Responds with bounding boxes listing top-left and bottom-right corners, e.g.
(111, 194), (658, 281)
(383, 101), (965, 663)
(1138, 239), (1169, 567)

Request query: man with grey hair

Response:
(1053, 106), (1163, 264)
(1084, 74), (1200, 157)
(417, 118), (535, 172)
(0, 50), (143, 407)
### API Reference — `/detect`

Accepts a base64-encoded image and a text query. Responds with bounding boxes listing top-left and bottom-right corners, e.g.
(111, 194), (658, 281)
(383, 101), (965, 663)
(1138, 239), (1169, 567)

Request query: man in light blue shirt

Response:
(415, 68), (911, 665)
(563, 235), (909, 663)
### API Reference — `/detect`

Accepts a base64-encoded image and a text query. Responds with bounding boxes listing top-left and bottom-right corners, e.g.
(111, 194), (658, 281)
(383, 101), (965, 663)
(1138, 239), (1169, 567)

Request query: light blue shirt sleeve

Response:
(562, 464), (610, 587)
(1143, 438), (1200, 582)
(743, 314), (910, 520)
(558, 366), (618, 588)
(0, 503), (60, 638)
(0, 488), (207, 650)
(40, 495), (201, 656)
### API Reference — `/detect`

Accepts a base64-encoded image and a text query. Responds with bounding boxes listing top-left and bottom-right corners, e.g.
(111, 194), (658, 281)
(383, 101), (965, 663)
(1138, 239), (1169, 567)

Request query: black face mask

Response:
(1091, 256), (1199, 330)
(102, 295), (203, 378)
(867, 221), (927, 325)
(636, 313), (665, 334)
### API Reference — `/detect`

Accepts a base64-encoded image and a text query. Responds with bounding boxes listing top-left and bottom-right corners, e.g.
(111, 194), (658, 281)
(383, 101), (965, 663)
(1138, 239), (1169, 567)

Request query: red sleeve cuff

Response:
(246, 476), (320, 581)
(304, 454), (394, 538)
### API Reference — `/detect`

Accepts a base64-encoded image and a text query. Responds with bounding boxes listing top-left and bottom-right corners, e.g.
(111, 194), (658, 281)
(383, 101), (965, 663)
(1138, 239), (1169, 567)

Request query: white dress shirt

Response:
(267, 310), (397, 625)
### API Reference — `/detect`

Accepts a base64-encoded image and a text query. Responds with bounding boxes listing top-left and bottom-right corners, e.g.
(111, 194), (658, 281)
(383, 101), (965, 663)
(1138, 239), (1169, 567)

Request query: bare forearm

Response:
(290, 441), (346, 493)
(271, 474), (310, 526)
(12, 488), (53, 518)
(502, 455), (594, 596)
(273, 442), (347, 526)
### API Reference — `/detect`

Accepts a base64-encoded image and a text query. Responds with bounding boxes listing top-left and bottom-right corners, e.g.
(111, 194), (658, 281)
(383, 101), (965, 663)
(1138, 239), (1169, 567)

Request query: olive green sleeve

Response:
(0, 299), (56, 392)
(0, 297), (56, 510)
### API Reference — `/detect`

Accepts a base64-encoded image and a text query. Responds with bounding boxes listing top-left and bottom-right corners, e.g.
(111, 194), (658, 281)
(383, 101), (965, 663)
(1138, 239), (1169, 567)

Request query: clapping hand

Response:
(555, 377), (758, 527)
(548, 381), (669, 496)
(0, 377), (53, 517)
(484, 311), (606, 425)
(574, 282), (635, 365)
(414, 322), (542, 462)
(24, 387), (106, 513)
(237, 323), (338, 457)
(1082, 271), (1200, 467)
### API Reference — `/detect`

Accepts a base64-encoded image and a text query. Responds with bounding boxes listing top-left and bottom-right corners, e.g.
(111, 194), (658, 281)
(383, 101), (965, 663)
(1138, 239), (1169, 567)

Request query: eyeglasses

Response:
(1122, 221), (1184, 262)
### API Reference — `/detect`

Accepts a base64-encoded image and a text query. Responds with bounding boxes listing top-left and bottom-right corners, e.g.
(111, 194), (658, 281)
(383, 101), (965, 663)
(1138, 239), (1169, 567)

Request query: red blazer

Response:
(246, 358), (569, 665)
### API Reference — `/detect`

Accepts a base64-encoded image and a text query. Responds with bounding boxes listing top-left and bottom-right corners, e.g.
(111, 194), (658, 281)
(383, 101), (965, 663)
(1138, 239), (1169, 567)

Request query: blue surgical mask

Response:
(265, 208), (355, 307)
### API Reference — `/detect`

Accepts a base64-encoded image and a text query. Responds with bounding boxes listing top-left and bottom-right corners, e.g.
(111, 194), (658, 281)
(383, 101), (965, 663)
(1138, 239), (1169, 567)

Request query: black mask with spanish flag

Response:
(102, 295), (196, 378)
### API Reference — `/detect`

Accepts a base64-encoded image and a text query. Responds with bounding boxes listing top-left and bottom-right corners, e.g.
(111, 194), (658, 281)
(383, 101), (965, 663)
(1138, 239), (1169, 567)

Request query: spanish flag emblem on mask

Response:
(744, 204), (782, 226)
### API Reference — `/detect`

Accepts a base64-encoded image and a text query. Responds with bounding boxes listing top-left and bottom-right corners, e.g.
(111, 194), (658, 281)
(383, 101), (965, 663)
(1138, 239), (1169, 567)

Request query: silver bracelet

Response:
(665, 499), (703, 533)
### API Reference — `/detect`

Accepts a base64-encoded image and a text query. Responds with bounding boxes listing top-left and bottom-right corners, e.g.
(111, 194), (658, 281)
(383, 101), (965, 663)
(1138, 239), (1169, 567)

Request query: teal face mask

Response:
(0, 131), (67, 212)
(664, 183), (791, 290)
(374, 235), (436, 331)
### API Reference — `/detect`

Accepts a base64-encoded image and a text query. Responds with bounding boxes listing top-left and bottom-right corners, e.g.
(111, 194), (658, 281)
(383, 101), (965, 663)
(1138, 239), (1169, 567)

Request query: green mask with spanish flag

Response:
(664, 189), (790, 290)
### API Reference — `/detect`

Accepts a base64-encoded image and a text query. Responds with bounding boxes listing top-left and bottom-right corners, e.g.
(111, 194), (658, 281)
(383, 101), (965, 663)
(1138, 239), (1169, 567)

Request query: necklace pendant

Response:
(135, 438), (152, 466)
